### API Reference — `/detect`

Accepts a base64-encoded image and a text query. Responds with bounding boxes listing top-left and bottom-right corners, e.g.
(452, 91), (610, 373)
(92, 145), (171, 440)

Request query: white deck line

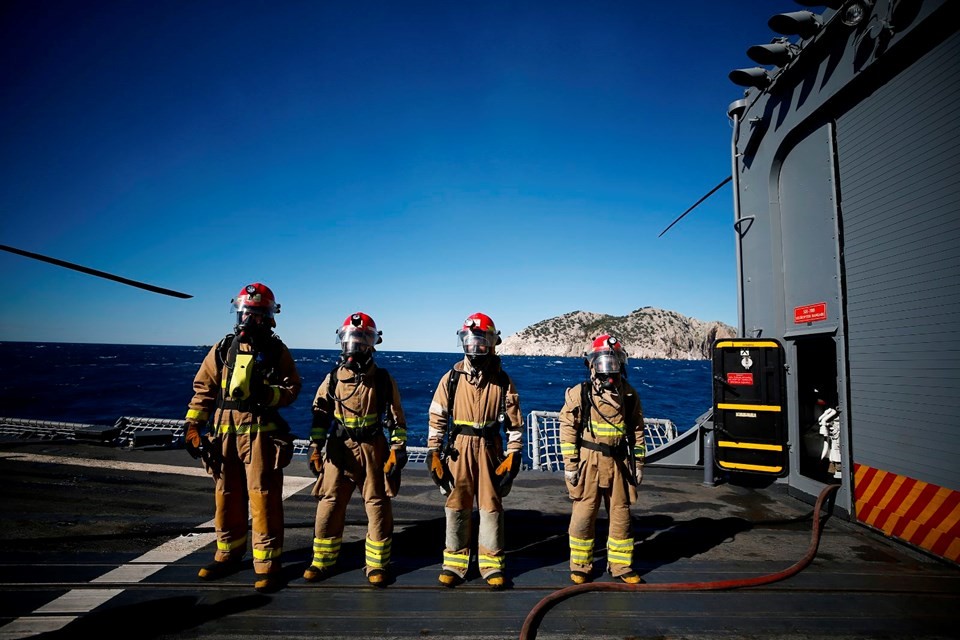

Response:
(0, 453), (315, 640)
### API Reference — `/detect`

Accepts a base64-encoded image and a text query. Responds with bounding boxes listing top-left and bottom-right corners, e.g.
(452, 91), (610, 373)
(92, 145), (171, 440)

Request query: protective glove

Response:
(426, 449), (453, 496)
(633, 460), (644, 486)
(308, 441), (325, 478)
(495, 451), (521, 497)
(383, 446), (408, 478)
(252, 378), (277, 407)
(184, 422), (203, 459)
(185, 429), (221, 479)
(564, 466), (581, 487)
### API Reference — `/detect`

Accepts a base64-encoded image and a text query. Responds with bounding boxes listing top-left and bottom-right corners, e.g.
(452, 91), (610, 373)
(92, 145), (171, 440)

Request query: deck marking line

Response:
(0, 452), (314, 636)
(35, 588), (124, 613)
(0, 451), (316, 487)
(0, 616), (80, 639)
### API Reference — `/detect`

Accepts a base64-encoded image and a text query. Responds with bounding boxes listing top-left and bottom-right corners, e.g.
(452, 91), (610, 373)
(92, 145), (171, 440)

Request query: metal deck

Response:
(1, 440), (957, 639)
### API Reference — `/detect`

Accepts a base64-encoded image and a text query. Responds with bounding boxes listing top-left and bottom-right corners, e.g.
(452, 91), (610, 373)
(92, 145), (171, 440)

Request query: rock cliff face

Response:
(498, 308), (736, 360)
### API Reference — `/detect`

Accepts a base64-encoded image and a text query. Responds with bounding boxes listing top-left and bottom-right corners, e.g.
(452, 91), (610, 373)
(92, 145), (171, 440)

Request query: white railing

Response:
(525, 411), (676, 472)
(0, 412), (678, 472)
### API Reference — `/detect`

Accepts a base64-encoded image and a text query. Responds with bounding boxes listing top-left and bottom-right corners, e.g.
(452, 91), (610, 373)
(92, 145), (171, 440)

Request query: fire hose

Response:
(519, 483), (841, 640)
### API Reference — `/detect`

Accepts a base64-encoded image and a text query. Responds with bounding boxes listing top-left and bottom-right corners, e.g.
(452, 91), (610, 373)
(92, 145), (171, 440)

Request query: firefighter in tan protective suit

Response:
(183, 282), (302, 593)
(559, 334), (644, 585)
(303, 312), (407, 587)
(426, 312), (523, 590)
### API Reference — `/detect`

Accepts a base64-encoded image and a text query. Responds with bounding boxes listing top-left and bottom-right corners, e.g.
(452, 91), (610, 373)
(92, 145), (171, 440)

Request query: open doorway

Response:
(795, 336), (839, 483)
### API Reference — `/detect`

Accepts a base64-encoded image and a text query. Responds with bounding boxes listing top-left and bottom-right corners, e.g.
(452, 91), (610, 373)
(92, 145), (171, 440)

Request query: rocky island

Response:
(498, 308), (735, 360)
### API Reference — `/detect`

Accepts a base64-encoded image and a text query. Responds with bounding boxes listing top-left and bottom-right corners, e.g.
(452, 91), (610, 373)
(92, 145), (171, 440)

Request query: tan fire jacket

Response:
(311, 361), (407, 448)
(559, 378), (644, 474)
(185, 333), (302, 439)
(427, 357), (523, 454)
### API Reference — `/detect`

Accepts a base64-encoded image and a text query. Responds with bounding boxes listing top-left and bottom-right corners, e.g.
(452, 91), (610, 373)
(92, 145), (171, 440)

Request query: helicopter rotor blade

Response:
(0, 244), (193, 299)
(658, 175), (732, 238)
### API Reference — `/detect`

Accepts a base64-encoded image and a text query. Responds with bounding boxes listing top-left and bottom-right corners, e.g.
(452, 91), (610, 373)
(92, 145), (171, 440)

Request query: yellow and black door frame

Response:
(712, 339), (788, 476)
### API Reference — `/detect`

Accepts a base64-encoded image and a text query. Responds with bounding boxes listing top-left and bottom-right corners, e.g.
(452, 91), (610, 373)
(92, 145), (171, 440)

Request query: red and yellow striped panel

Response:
(854, 463), (960, 563)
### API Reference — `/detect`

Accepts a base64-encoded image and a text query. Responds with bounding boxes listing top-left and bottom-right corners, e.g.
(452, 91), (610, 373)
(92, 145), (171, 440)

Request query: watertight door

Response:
(712, 339), (787, 476)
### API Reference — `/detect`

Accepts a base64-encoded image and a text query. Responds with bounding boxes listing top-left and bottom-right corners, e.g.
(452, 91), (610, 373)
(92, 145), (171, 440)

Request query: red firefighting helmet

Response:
(231, 283), (279, 328)
(458, 312), (502, 356)
(337, 312), (383, 356)
(586, 334), (628, 374)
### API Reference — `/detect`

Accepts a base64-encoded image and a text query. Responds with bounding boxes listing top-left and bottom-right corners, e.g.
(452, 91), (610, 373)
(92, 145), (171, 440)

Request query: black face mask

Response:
(340, 351), (372, 372)
(467, 353), (491, 371)
(236, 318), (271, 345)
(595, 372), (621, 392)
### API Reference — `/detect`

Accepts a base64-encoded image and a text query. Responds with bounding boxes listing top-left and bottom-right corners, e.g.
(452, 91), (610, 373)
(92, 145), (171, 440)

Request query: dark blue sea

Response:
(0, 342), (712, 446)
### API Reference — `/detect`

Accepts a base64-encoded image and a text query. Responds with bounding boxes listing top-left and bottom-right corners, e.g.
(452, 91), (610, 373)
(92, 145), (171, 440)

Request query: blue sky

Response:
(1, 1), (783, 352)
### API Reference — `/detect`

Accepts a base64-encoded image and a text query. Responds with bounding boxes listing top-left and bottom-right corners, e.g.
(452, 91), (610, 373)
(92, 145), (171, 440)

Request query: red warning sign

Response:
(727, 372), (754, 386)
(794, 302), (827, 323)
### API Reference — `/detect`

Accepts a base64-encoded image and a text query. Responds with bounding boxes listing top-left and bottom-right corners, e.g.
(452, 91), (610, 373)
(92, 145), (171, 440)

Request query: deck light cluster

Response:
(728, 1), (838, 90)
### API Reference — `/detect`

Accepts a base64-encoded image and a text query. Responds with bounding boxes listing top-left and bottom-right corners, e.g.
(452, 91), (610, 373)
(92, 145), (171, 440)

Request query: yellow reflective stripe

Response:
(443, 551), (469, 568)
(254, 547), (282, 560)
(217, 422), (285, 434)
(311, 556), (337, 569)
(186, 409), (208, 421)
(590, 421), (625, 437)
(217, 535), (247, 552)
(608, 537), (633, 551)
(312, 537), (341, 567)
(365, 537), (392, 568)
(313, 537), (341, 552)
(478, 554), (505, 570)
(569, 536), (594, 563)
(717, 403), (781, 412)
(390, 427), (407, 444)
(335, 412), (379, 428)
(718, 441), (783, 451)
(607, 550), (632, 564)
(716, 340), (780, 349)
(607, 537), (634, 565)
(310, 426), (328, 440)
(264, 386), (280, 407)
(718, 460), (783, 473)
(569, 536), (593, 550)
(453, 419), (497, 428)
(560, 443), (577, 456)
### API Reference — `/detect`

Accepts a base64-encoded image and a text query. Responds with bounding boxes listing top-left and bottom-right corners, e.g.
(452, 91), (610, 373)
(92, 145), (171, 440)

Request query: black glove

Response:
(252, 378), (276, 407)
(308, 441), (324, 478)
(198, 437), (222, 478)
(495, 451), (521, 496)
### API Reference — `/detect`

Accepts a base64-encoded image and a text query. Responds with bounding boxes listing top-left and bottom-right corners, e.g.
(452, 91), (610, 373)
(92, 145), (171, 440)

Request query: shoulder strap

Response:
(215, 334), (235, 371)
(579, 382), (590, 431)
(375, 367), (392, 419)
(496, 369), (510, 428)
(446, 368), (461, 423)
(442, 369), (462, 454)
(326, 365), (340, 401)
(624, 390), (638, 447)
(580, 381), (603, 439)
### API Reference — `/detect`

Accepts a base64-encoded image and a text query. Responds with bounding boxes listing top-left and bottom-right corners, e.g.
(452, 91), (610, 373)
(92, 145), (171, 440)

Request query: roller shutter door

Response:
(835, 32), (960, 491)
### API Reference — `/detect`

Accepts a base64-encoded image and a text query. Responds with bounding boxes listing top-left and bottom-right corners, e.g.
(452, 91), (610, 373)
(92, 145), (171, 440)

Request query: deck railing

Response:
(0, 413), (678, 473)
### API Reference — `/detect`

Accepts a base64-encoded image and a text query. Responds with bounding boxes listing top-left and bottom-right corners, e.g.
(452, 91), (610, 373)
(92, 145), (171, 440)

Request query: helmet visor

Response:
(337, 325), (378, 354)
(458, 329), (495, 356)
(232, 298), (276, 320)
(589, 351), (625, 375)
